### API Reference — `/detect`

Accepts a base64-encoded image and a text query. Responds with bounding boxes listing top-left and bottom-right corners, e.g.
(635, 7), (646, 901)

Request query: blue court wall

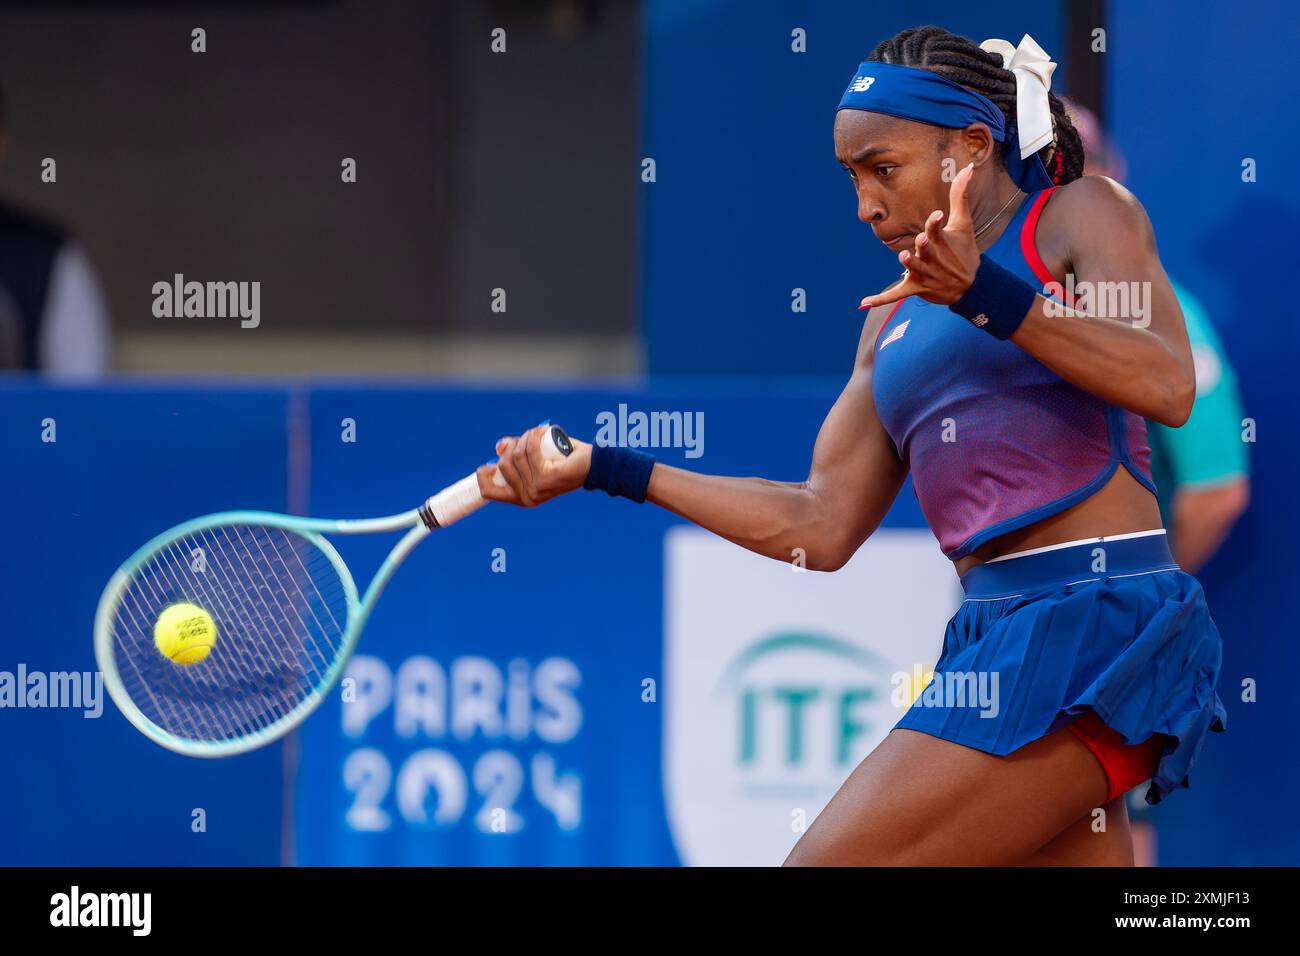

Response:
(288, 382), (878, 865)
(0, 377), (919, 866)
(0, 383), (288, 865)
(1, 377), (1292, 864)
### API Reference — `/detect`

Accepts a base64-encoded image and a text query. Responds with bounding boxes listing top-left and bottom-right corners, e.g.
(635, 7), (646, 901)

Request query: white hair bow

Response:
(980, 34), (1057, 159)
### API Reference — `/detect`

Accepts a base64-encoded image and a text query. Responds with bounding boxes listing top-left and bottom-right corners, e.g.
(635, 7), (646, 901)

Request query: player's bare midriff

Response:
(953, 467), (1163, 577)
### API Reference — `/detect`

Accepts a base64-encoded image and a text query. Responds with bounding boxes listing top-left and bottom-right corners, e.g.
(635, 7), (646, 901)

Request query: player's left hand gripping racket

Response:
(93, 424), (573, 757)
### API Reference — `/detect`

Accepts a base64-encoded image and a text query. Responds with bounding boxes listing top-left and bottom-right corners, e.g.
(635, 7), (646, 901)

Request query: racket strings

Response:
(120, 526), (343, 739)
(160, 531), (308, 733)
(107, 524), (350, 743)
(116, 529), (313, 740)
(143, 531), (296, 739)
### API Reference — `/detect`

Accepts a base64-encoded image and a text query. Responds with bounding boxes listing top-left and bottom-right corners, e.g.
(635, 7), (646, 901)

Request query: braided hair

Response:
(867, 25), (1084, 185)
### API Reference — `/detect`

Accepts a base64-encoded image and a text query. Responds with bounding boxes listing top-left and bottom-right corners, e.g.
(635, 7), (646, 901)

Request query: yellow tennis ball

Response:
(154, 603), (217, 665)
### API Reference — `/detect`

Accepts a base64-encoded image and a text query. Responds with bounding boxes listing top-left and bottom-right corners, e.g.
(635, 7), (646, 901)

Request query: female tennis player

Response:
(479, 26), (1227, 866)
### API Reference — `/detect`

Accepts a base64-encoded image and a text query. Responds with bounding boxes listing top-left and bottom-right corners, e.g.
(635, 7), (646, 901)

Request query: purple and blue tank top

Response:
(870, 187), (1155, 560)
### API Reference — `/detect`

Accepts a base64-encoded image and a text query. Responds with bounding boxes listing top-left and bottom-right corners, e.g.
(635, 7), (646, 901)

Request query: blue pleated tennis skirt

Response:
(895, 531), (1227, 805)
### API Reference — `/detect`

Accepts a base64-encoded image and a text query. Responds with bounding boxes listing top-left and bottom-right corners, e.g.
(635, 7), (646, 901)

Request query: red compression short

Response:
(1065, 711), (1172, 803)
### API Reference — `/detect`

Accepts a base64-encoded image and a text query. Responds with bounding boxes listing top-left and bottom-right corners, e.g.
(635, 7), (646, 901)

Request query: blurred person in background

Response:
(1068, 98), (1250, 867)
(0, 78), (110, 378)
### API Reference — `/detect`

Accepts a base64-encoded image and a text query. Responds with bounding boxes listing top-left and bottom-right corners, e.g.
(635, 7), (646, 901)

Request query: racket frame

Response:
(93, 508), (428, 757)
(96, 424), (572, 757)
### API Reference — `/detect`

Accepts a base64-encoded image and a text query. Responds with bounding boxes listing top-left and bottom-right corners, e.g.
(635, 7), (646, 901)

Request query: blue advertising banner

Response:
(288, 383), (876, 865)
(0, 381), (288, 865)
(0, 378), (1290, 865)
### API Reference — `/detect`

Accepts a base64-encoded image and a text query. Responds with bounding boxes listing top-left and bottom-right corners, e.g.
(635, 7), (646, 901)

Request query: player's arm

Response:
(642, 313), (907, 571)
(38, 242), (110, 379)
(859, 169), (1195, 427)
(1171, 480), (1249, 573)
(1009, 176), (1195, 427)
(1153, 292), (1251, 572)
(483, 311), (907, 572)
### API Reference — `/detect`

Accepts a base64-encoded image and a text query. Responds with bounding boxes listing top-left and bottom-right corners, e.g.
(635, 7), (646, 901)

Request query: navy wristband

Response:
(950, 255), (1039, 340)
(583, 443), (655, 503)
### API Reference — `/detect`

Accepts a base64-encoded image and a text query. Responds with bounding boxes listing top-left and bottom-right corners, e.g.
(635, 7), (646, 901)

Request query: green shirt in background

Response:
(1146, 280), (1249, 528)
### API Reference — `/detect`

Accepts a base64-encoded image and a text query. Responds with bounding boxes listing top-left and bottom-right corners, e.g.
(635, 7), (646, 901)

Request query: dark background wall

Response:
(0, 0), (639, 371)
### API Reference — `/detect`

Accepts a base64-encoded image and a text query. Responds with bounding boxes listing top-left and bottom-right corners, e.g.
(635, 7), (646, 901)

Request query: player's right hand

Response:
(477, 424), (592, 508)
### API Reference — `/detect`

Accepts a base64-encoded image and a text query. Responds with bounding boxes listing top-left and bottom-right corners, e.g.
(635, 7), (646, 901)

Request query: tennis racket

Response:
(93, 424), (573, 757)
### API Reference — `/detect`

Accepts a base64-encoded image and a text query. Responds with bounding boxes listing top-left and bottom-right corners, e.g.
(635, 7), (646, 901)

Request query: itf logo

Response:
(721, 632), (889, 774)
(662, 527), (955, 866)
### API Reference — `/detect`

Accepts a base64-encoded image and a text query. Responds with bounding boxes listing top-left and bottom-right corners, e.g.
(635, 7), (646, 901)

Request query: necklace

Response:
(896, 186), (1026, 284)
(973, 188), (1023, 240)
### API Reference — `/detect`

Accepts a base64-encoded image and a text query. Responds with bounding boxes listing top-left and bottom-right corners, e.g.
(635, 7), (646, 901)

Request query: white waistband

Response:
(982, 528), (1167, 565)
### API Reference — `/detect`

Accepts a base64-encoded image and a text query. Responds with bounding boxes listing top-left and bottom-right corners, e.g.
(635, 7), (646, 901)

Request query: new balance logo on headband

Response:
(847, 75), (875, 93)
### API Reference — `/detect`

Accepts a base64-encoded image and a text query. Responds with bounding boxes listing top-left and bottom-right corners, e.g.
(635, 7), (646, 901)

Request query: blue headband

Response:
(836, 61), (1053, 192)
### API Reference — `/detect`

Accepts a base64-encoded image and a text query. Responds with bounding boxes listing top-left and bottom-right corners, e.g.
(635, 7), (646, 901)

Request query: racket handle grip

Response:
(422, 425), (573, 528)
(423, 474), (485, 528)
(492, 424), (572, 487)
